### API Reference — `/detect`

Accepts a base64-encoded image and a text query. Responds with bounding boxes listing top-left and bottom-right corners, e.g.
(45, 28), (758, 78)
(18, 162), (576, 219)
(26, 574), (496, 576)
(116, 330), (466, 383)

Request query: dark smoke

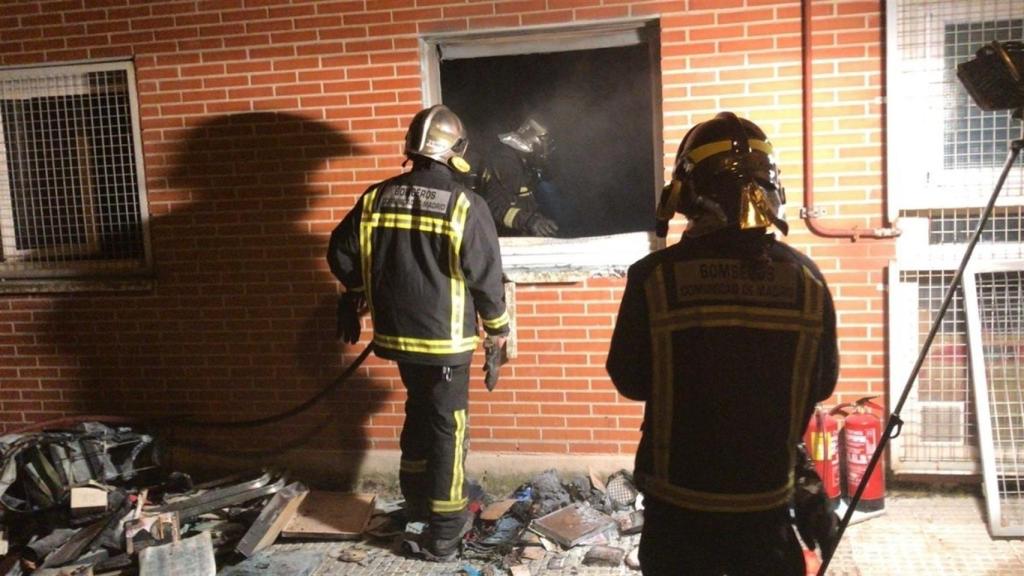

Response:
(441, 43), (656, 238)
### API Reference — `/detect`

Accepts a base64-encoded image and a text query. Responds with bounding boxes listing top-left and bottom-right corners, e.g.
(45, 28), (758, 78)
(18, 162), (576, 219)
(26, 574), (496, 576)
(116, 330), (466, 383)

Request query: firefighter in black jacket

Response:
(327, 105), (510, 561)
(607, 112), (839, 576)
(477, 118), (561, 237)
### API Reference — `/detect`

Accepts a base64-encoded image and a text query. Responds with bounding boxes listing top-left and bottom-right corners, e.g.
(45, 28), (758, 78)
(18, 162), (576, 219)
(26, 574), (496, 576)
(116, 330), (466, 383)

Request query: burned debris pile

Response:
(1, 423), (645, 575)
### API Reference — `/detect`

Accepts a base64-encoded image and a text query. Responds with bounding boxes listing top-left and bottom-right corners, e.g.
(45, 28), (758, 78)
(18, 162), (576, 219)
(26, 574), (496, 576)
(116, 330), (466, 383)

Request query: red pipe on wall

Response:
(801, 0), (900, 241)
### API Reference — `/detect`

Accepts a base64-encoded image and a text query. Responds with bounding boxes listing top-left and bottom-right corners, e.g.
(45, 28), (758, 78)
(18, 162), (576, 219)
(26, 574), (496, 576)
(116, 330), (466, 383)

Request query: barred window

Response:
(943, 18), (1023, 170)
(0, 60), (151, 287)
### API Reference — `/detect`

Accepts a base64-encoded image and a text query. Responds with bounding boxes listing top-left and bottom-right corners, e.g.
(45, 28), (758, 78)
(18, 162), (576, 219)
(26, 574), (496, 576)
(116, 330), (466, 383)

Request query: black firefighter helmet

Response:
(656, 111), (788, 237)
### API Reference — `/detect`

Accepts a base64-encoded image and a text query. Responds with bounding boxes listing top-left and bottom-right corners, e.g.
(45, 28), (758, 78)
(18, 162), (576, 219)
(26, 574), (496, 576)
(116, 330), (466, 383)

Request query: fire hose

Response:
(177, 343), (375, 429)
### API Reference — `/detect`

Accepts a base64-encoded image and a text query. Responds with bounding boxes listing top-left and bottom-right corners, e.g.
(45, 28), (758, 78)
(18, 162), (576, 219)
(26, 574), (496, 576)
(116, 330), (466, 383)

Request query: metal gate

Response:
(964, 261), (1024, 536)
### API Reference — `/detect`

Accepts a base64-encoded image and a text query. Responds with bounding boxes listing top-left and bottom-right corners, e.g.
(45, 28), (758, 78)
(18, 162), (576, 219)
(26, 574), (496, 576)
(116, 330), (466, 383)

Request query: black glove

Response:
(483, 335), (506, 391)
(336, 292), (365, 344)
(793, 444), (839, 553)
(523, 212), (558, 237)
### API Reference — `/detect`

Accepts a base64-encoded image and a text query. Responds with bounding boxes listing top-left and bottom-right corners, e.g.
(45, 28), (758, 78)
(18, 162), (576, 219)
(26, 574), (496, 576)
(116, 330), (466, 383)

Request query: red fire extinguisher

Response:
(803, 404), (841, 510)
(839, 396), (886, 512)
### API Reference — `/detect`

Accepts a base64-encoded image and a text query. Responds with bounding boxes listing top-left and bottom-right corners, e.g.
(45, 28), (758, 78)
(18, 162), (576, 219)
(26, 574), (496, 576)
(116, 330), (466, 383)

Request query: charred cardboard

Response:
(280, 491), (376, 540)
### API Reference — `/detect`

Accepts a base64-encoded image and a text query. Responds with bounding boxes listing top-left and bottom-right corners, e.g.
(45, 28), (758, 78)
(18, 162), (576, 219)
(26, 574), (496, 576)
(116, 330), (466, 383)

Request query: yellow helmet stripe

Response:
(686, 138), (774, 165)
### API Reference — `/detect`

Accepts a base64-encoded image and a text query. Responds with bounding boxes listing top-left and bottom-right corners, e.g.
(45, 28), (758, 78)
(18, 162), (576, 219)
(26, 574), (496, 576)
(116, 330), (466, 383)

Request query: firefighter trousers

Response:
(638, 497), (804, 576)
(397, 362), (470, 541)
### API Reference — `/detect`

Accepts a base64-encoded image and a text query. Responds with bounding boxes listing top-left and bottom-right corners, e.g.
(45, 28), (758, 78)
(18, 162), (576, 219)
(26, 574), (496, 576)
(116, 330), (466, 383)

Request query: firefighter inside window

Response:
(606, 112), (840, 576)
(474, 117), (574, 237)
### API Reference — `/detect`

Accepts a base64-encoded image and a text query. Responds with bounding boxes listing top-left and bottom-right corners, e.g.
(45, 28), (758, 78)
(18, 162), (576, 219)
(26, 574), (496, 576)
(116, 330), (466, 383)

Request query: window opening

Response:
(0, 61), (151, 283)
(421, 21), (662, 277)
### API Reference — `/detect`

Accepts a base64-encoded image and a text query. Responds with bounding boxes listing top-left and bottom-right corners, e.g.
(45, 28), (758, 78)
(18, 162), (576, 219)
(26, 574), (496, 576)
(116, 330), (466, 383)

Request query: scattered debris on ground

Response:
(1, 421), (645, 574)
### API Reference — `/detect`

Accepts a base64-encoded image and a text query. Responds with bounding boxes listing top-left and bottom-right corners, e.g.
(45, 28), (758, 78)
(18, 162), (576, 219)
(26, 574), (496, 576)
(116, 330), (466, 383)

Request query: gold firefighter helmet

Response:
(404, 105), (471, 173)
(656, 111), (787, 237)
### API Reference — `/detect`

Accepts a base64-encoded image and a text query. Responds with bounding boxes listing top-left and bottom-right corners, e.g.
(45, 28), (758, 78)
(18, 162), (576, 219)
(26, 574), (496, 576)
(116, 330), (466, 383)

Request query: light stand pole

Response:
(817, 116), (1023, 575)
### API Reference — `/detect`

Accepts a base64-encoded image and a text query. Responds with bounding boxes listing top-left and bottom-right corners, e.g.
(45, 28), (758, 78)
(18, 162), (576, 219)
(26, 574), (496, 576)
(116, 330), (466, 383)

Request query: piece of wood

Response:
(281, 491), (376, 540)
(70, 486), (108, 517)
(235, 482), (309, 558)
(480, 499), (517, 521)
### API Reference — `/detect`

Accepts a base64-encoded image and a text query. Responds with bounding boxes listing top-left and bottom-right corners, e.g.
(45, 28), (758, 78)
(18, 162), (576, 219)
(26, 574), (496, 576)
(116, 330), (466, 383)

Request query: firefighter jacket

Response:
(477, 145), (545, 235)
(327, 161), (510, 366)
(606, 229), (839, 514)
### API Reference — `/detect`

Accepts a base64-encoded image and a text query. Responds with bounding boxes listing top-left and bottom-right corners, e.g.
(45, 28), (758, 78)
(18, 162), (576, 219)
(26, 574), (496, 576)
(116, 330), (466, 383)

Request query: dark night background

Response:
(440, 43), (656, 238)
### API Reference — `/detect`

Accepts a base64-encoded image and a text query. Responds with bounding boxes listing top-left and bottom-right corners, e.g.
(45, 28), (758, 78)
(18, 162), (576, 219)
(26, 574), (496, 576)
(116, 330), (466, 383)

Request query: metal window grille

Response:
(890, 0), (1024, 476)
(964, 263), (1024, 536)
(889, 267), (980, 474)
(903, 206), (1024, 247)
(943, 18), (1023, 170)
(0, 60), (150, 279)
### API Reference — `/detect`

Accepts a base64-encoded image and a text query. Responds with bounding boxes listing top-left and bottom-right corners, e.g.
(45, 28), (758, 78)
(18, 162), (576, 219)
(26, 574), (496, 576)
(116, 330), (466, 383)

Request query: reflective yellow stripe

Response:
(430, 497), (469, 513)
(482, 310), (510, 330)
(359, 186), (475, 355)
(643, 261), (828, 497)
(637, 472), (794, 512)
(788, 267), (826, 457)
(373, 333), (478, 354)
(750, 139), (773, 156)
(368, 213), (457, 234)
(400, 459), (427, 473)
(359, 187), (380, 314)
(686, 138), (774, 165)
(450, 408), (466, 504)
(503, 207), (520, 229)
(645, 267), (672, 480)
(449, 195), (470, 343)
(651, 305), (824, 333)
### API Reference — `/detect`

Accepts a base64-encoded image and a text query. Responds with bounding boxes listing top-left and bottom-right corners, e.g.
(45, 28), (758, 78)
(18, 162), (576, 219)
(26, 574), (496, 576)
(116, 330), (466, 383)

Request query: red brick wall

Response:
(0, 1), (891, 468)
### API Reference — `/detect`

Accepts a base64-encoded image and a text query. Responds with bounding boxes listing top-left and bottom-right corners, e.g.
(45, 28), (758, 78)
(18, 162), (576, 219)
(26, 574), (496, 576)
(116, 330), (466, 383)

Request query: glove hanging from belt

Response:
(792, 443), (839, 553)
(336, 291), (365, 344)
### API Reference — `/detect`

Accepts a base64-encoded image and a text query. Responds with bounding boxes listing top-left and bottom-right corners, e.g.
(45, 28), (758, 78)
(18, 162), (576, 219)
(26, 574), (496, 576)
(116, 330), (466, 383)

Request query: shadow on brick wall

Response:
(53, 111), (386, 488)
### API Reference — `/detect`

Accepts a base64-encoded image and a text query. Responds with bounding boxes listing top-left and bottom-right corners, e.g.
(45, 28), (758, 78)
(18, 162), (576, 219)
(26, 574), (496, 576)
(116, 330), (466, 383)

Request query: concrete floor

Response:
(222, 491), (1024, 575)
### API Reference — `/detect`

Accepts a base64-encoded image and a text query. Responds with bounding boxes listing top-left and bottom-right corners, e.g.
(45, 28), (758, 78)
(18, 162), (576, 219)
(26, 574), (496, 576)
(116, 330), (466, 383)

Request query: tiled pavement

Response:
(232, 492), (1024, 575)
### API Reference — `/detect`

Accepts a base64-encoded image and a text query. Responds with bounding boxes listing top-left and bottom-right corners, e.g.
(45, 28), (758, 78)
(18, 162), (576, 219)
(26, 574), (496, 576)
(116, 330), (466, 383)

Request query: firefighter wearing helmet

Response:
(476, 117), (563, 236)
(327, 104), (509, 562)
(607, 112), (839, 575)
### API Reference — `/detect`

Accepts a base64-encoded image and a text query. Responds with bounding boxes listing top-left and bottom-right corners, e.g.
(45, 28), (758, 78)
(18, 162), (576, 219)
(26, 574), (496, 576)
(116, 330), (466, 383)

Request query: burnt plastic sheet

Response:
(0, 423), (158, 514)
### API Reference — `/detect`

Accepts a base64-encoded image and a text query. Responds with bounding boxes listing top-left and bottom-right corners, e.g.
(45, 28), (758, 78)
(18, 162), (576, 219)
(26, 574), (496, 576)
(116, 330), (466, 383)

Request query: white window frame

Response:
(0, 59), (152, 288)
(419, 19), (663, 281)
